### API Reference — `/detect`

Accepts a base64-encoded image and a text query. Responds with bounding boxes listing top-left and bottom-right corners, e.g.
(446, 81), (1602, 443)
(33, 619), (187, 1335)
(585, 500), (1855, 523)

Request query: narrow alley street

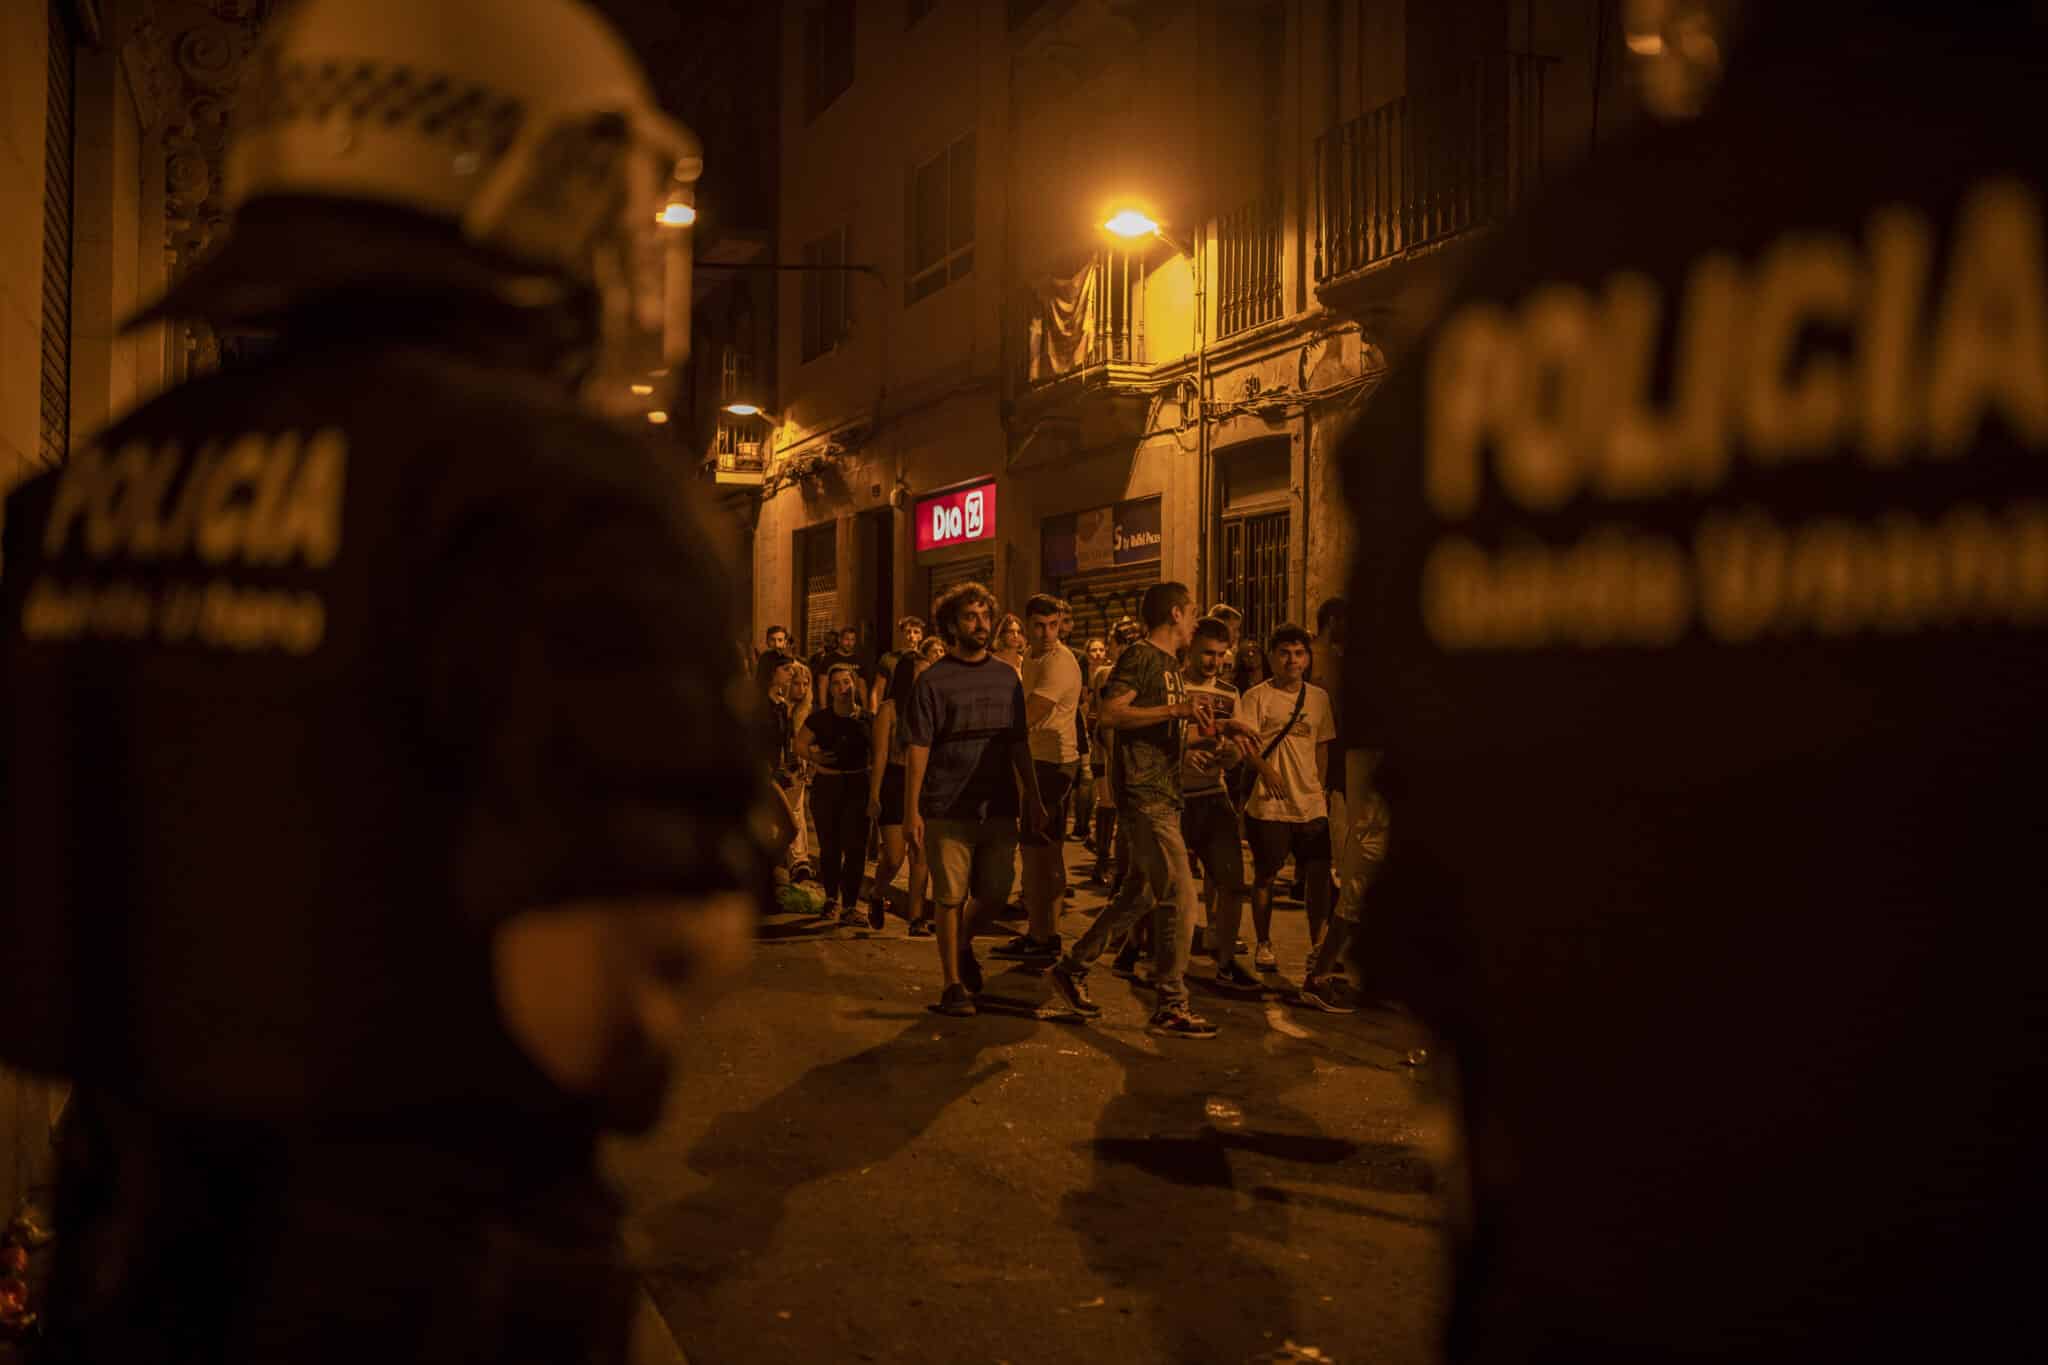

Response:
(606, 887), (1452, 1365)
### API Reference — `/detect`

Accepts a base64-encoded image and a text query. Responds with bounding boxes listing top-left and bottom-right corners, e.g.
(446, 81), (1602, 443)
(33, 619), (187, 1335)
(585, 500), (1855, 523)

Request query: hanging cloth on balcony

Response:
(1026, 258), (1097, 384)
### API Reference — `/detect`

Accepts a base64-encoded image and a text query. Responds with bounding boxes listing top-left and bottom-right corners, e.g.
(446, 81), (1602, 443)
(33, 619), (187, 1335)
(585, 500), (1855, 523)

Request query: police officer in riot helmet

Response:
(1, 0), (762, 1357)
(1342, 1), (2046, 1360)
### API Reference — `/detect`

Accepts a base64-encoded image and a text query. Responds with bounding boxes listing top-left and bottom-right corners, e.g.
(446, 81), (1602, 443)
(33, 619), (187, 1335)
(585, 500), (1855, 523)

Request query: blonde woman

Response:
(795, 661), (872, 923)
(867, 652), (935, 935)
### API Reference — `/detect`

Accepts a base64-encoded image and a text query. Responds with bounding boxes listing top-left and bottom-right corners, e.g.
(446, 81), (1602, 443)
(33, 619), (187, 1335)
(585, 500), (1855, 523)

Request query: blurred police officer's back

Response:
(0, 0), (759, 1357)
(1342, 2), (2046, 1359)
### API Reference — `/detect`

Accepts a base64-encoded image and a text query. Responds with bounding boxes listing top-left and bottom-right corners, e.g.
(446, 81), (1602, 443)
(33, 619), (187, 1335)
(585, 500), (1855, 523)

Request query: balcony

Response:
(1217, 189), (1283, 340)
(1314, 52), (1553, 288)
(706, 422), (767, 487)
(1022, 245), (1154, 389)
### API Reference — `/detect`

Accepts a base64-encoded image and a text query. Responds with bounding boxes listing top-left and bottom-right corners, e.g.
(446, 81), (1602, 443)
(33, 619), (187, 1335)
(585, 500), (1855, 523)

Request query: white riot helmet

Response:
(130, 0), (701, 406)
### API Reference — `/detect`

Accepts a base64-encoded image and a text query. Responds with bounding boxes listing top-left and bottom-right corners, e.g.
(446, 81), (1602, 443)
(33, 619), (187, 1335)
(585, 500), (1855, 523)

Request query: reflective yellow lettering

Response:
(41, 446), (107, 558)
(86, 444), (154, 558)
(196, 434), (268, 564)
(121, 442), (189, 558)
(1425, 305), (1512, 519)
(1926, 179), (2048, 456)
(1499, 285), (1594, 511)
(271, 428), (346, 568)
(1743, 235), (1859, 459)
(1695, 510), (1787, 643)
(1593, 272), (1669, 501)
(1858, 206), (1932, 464)
(242, 431), (302, 564)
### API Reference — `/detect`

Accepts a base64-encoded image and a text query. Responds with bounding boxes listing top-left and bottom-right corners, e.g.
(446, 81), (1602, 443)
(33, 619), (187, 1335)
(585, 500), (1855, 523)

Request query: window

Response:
(800, 227), (850, 363)
(803, 0), (855, 123)
(1220, 510), (1290, 650)
(907, 0), (937, 25)
(905, 132), (975, 305)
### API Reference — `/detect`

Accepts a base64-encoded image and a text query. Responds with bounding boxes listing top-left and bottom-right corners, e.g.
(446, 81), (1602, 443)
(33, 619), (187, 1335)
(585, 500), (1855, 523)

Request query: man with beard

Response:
(902, 583), (1047, 1016)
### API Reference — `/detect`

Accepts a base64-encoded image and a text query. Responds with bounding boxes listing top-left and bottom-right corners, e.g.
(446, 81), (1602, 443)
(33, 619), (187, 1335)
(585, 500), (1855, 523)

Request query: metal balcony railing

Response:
(1314, 52), (1553, 284)
(1023, 246), (1147, 388)
(708, 422), (767, 484)
(1217, 190), (1284, 339)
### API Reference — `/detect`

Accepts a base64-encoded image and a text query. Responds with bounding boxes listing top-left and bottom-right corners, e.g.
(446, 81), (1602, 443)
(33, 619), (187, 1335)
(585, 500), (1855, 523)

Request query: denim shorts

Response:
(925, 817), (1019, 907)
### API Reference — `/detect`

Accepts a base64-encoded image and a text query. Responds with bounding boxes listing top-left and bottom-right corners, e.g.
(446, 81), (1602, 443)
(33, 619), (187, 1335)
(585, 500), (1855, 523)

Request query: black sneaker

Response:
(1110, 945), (1148, 980)
(959, 947), (985, 996)
(990, 933), (1060, 960)
(867, 898), (887, 931)
(1148, 1007), (1219, 1039)
(1047, 961), (1103, 1018)
(937, 984), (976, 1017)
(1295, 978), (1359, 1014)
(1213, 960), (1264, 995)
(838, 904), (866, 928)
(907, 917), (934, 938)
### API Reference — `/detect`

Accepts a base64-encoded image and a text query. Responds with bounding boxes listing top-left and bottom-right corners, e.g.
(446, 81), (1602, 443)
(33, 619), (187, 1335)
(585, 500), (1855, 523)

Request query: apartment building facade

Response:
(746, 0), (1636, 656)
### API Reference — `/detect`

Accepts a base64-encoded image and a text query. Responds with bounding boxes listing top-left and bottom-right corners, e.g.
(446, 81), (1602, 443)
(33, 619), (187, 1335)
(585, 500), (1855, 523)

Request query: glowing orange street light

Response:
(646, 410), (669, 425)
(656, 201), (697, 227)
(1103, 207), (1192, 255)
(1104, 209), (1160, 238)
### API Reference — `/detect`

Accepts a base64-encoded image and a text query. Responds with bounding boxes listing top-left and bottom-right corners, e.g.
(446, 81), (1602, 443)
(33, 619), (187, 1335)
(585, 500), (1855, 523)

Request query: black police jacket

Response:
(2, 334), (758, 1134)
(1341, 13), (2048, 1362)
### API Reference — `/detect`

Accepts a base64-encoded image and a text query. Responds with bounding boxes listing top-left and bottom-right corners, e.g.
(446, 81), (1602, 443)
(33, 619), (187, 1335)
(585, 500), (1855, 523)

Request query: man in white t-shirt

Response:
(1237, 623), (1350, 1011)
(993, 594), (1084, 960)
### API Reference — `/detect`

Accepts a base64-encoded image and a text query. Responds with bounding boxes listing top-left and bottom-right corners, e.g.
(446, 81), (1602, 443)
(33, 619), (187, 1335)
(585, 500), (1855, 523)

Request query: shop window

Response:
(800, 226), (850, 362)
(803, 0), (855, 123)
(906, 132), (975, 305)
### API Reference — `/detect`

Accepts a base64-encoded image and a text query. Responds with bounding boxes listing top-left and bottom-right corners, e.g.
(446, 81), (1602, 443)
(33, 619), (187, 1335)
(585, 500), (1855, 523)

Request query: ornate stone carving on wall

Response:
(123, 0), (280, 372)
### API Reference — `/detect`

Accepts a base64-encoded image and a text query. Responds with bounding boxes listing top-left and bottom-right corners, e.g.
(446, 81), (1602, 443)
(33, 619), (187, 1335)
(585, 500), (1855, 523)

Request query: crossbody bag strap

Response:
(1260, 685), (1309, 763)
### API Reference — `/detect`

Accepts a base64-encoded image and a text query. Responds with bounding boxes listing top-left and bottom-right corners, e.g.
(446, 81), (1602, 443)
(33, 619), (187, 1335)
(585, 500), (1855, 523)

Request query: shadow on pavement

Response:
(1059, 1019), (1430, 1363)
(639, 1010), (1043, 1296)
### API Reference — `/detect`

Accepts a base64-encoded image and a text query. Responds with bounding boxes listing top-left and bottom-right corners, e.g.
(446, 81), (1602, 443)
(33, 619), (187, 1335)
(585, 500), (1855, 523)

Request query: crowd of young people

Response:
(745, 582), (1384, 1035)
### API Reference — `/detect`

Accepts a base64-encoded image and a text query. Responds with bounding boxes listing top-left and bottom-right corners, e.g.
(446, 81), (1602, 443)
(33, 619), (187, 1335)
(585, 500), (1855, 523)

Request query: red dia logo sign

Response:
(915, 480), (998, 552)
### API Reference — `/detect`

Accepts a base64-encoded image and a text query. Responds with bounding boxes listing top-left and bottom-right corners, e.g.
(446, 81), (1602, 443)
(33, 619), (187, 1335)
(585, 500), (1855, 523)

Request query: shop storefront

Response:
(1042, 494), (1163, 645)
(915, 477), (999, 621)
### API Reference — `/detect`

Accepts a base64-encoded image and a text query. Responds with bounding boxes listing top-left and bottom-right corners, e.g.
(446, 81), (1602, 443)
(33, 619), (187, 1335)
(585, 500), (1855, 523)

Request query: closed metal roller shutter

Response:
(39, 0), (77, 469)
(1051, 560), (1161, 650)
(926, 554), (995, 623)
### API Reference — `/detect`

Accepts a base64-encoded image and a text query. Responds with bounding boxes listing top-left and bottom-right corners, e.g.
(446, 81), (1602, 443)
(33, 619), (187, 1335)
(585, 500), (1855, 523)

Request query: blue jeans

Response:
(1060, 798), (1197, 1010)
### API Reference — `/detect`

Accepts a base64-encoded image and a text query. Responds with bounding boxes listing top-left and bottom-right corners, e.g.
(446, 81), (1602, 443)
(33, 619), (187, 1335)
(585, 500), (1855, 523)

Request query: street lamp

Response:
(1103, 203), (1208, 603)
(1103, 208), (1193, 257)
(723, 401), (780, 422)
